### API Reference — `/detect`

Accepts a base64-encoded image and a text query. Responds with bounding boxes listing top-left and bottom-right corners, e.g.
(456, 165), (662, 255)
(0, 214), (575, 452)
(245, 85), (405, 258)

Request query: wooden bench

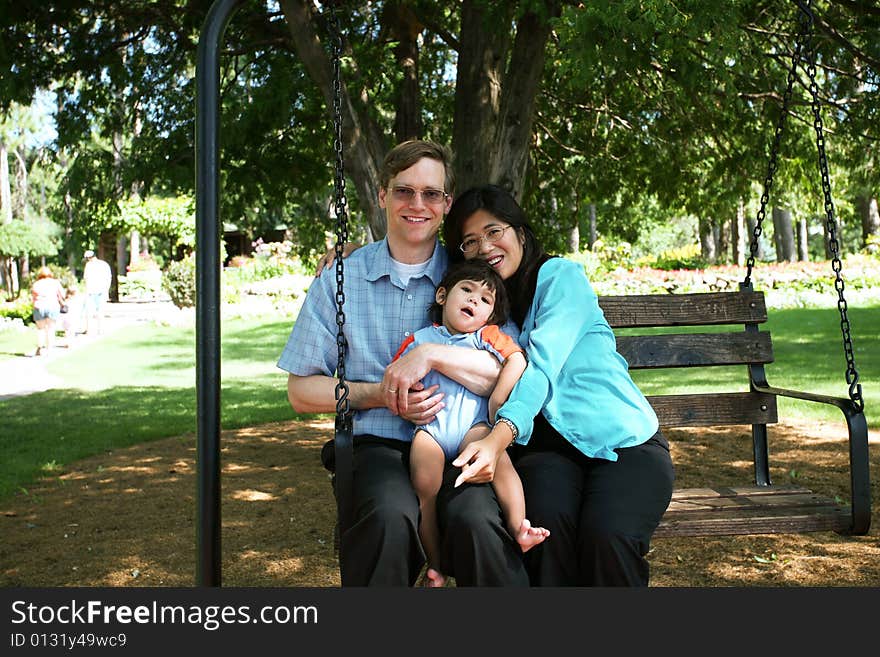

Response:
(323, 288), (871, 549)
(600, 289), (871, 538)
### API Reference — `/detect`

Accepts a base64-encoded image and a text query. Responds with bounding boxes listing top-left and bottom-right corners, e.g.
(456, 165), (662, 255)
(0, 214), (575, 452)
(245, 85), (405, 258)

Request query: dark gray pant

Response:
(511, 416), (675, 586)
(340, 436), (529, 587)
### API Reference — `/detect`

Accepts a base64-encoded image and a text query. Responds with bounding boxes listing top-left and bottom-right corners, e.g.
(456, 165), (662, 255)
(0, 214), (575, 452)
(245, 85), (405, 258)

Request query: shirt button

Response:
(406, 294), (413, 300)
(404, 331), (411, 337)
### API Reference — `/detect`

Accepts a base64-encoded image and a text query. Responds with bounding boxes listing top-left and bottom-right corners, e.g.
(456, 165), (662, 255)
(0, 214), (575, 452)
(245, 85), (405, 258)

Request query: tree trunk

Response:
(772, 206), (795, 262)
(13, 145), (27, 219)
(0, 140), (11, 295)
(487, 2), (561, 201)
(282, 0), (558, 235)
(130, 230), (140, 267)
(452, 1), (514, 192)
(280, 0), (387, 240)
(0, 140), (11, 224)
(856, 194), (879, 250)
(717, 220), (730, 264)
(99, 233), (120, 303)
(588, 202), (597, 250)
(796, 217), (809, 261)
(823, 215), (843, 259)
(732, 198), (745, 266)
(386, 1), (423, 142)
(699, 217), (716, 263)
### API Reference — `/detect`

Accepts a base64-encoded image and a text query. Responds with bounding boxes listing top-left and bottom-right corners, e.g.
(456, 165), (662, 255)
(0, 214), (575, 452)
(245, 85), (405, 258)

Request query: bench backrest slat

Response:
(617, 332), (773, 369)
(598, 291), (767, 328)
(646, 392), (778, 427)
(591, 290), (775, 429)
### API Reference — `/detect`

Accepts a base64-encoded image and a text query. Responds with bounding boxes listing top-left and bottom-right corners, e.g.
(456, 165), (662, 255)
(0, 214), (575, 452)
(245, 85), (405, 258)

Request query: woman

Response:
(384, 184), (675, 586)
(30, 266), (66, 356)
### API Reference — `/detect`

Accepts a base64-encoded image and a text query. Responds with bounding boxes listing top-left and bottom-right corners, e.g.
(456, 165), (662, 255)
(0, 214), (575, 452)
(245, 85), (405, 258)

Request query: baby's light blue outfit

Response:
(394, 324), (522, 460)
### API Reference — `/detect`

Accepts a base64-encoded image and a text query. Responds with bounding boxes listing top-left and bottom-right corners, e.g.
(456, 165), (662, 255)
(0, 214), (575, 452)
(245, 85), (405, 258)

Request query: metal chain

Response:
(328, 4), (352, 426)
(742, 4), (811, 287)
(799, 4), (864, 410)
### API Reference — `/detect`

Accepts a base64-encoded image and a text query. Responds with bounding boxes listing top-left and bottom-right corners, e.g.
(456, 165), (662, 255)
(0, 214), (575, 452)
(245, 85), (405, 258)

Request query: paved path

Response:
(0, 300), (180, 401)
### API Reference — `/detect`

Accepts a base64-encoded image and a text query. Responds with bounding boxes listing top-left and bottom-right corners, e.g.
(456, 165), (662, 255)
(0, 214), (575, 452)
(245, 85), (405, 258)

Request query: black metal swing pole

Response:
(195, 0), (245, 587)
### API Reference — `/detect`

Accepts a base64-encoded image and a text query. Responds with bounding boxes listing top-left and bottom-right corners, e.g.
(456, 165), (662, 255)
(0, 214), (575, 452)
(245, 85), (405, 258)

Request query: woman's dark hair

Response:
(443, 185), (551, 327)
(429, 259), (509, 326)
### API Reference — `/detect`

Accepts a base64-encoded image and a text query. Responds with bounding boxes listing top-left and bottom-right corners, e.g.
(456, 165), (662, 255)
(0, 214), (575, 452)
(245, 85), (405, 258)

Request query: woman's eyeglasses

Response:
(390, 185), (449, 206)
(459, 225), (513, 254)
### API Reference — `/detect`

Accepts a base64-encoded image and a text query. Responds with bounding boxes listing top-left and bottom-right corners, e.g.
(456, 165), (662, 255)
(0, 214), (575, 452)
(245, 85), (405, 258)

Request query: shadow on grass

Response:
(0, 382), (310, 500)
(0, 418), (339, 587)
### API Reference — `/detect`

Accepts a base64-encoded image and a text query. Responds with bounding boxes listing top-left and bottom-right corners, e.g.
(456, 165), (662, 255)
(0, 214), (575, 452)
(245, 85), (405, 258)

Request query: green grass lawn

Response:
(0, 326), (40, 360)
(625, 304), (879, 427)
(1, 305), (877, 501)
(0, 315), (311, 499)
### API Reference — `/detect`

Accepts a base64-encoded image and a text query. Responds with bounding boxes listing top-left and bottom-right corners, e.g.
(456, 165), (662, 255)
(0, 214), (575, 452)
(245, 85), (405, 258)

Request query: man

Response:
(83, 250), (112, 335)
(277, 140), (529, 587)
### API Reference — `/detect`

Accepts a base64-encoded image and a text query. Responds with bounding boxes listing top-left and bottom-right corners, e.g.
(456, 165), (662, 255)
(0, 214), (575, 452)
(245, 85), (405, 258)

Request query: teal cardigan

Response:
(497, 257), (659, 461)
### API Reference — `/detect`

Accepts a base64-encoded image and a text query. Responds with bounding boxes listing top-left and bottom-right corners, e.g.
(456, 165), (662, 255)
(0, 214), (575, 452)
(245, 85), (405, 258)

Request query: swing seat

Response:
(599, 288), (871, 538)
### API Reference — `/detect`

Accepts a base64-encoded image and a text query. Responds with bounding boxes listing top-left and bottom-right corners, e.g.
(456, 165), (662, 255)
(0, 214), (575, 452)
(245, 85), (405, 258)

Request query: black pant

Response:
(510, 415), (675, 586)
(339, 436), (529, 587)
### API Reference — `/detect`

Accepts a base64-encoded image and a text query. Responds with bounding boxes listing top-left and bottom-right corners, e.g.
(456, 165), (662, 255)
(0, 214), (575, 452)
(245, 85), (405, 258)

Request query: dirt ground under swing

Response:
(1, 417), (878, 587)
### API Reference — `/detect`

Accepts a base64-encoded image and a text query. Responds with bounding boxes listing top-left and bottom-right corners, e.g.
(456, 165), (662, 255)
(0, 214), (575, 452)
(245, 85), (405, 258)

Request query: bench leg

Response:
(752, 423), (771, 486)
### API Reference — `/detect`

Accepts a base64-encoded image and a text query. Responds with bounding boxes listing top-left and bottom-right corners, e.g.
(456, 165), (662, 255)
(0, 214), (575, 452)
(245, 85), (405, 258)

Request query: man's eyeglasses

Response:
(390, 185), (449, 206)
(459, 225), (513, 254)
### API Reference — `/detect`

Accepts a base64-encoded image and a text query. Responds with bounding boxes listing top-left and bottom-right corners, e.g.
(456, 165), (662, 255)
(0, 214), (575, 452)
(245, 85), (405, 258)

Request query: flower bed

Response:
(589, 254), (880, 309)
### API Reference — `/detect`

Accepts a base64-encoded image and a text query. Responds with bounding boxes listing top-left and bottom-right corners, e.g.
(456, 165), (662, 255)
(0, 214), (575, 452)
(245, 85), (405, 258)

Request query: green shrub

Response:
(162, 257), (196, 308)
(565, 249), (608, 282)
(119, 271), (163, 300)
(642, 244), (709, 270)
(0, 294), (34, 323)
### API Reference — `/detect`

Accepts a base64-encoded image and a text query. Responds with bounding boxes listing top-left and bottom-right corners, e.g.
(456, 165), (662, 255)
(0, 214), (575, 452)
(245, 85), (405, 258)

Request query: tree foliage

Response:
(0, 0), (877, 263)
(0, 220), (60, 257)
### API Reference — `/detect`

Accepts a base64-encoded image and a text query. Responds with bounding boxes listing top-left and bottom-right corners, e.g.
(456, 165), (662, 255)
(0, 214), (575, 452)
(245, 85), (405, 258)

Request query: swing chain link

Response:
(744, 0), (863, 411)
(742, 3), (811, 287)
(328, 4), (352, 426)
(800, 4), (863, 410)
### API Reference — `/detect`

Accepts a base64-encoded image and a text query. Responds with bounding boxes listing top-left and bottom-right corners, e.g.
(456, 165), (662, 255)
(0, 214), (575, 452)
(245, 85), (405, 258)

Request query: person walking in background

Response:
(83, 249), (111, 335)
(61, 286), (85, 347)
(30, 266), (66, 356)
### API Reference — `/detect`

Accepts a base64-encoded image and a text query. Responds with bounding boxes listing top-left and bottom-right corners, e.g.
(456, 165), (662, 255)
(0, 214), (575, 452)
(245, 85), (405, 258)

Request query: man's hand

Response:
(397, 382), (445, 425)
(382, 344), (437, 415)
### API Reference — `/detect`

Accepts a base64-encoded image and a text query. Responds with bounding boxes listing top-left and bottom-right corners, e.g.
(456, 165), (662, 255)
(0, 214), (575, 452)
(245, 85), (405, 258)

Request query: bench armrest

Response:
(751, 381), (871, 535)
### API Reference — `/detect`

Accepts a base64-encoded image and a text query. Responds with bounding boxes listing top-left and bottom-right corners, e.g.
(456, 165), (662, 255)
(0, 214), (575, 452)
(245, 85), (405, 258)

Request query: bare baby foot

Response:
(516, 518), (550, 553)
(424, 568), (448, 588)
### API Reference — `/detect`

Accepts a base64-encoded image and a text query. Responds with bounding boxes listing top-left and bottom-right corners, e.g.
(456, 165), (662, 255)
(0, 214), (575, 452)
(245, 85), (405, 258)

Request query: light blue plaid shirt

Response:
(277, 238), (448, 440)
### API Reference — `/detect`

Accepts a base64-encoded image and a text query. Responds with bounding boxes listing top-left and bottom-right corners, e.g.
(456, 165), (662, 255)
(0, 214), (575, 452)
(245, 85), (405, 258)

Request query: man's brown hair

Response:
(380, 140), (455, 194)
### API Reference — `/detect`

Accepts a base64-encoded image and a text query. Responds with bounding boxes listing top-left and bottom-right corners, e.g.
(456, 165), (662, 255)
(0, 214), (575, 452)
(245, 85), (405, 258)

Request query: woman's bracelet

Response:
(494, 417), (518, 448)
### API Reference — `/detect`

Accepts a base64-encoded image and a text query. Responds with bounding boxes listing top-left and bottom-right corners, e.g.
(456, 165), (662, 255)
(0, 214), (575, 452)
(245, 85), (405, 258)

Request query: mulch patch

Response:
(2, 418), (878, 587)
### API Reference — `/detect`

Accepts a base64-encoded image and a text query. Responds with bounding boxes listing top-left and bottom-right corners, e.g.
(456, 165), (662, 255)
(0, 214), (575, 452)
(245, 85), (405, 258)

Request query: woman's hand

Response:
(451, 425), (511, 488)
(314, 242), (361, 277)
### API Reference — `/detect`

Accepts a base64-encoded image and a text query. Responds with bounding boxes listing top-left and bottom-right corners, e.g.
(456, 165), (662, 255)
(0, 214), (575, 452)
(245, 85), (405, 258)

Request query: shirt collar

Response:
(366, 238), (448, 287)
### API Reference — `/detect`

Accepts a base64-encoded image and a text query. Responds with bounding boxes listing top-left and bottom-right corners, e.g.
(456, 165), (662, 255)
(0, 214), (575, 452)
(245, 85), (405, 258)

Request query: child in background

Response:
(61, 286), (85, 347)
(391, 259), (549, 587)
